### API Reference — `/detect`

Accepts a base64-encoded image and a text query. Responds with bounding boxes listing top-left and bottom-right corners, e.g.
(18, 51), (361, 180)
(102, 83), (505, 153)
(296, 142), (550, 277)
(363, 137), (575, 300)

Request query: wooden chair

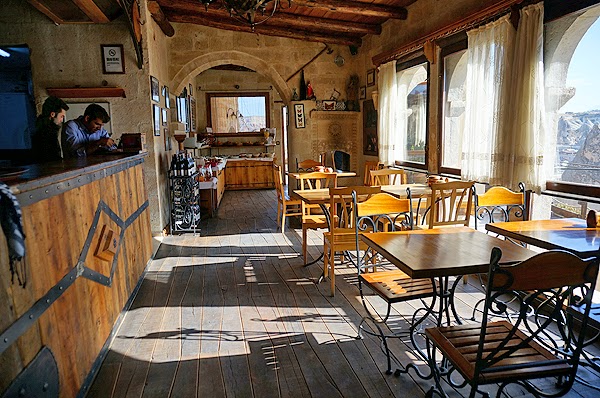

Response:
(296, 158), (322, 172)
(363, 160), (384, 185)
(273, 164), (302, 232)
(369, 168), (407, 186)
(322, 186), (381, 296)
(423, 180), (474, 228)
(473, 182), (529, 232)
(297, 172), (338, 265)
(425, 248), (599, 398)
(353, 189), (434, 374)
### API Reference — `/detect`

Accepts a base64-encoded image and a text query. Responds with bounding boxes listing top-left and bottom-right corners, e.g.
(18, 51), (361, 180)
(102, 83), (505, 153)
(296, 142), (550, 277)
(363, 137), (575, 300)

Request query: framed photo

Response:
(161, 108), (168, 126)
(359, 86), (366, 100)
(294, 103), (305, 129)
(153, 104), (161, 136)
(101, 44), (125, 74)
(151, 76), (160, 103)
(189, 97), (197, 133)
(363, 99), (378, 156)
(322, 100), (336, 111)
(366, 69), (376, 87)
(188, 83), (193, 96)
(164, 129), (171, 151)
(162, 86), (170, 108)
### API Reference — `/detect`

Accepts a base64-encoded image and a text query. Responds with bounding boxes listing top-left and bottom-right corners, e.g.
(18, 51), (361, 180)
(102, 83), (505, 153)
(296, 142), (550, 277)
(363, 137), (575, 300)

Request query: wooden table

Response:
(361, 227), (535, 369)
(288, 171), (357, 179)
(290, 184), (429, 206)
(485, 218), (600, 257)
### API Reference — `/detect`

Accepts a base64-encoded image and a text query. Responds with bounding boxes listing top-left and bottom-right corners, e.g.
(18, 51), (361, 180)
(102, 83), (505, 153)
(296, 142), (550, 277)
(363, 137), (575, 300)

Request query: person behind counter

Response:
(31, 96), (69, 162)
(62, 103), (116, 157)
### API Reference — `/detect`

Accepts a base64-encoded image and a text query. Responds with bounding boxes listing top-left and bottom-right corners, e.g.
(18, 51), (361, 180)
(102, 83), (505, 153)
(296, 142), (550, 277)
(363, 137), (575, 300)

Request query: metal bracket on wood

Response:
(119, 0), (144, 69)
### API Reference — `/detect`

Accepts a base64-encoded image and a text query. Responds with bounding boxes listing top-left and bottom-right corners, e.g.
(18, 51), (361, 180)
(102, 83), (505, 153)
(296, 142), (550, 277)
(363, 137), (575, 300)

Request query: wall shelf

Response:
(46, 87), (126, 98)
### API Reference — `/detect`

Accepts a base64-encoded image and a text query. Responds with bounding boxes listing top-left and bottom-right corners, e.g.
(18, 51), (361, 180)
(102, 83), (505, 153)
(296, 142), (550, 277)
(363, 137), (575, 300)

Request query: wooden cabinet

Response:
(225, 159), (274, 190)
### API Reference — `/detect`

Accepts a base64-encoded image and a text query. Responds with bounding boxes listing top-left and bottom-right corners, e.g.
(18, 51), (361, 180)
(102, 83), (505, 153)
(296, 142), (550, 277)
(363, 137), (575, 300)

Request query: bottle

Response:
(299, 69), (307, 100)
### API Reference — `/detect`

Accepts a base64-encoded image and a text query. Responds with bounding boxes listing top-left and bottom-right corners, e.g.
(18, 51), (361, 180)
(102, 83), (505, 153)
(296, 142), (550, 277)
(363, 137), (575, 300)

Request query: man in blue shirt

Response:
(62, 104), (115, 157)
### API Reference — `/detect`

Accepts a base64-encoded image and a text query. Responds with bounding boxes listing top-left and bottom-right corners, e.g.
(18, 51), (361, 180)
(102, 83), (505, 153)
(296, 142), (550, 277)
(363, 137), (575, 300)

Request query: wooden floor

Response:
(87, 189), (600, 398)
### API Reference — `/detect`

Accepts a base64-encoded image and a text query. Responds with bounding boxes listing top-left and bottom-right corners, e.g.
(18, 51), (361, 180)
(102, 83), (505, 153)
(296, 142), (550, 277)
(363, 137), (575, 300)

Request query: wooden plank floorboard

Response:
(87, 189), (600, 398)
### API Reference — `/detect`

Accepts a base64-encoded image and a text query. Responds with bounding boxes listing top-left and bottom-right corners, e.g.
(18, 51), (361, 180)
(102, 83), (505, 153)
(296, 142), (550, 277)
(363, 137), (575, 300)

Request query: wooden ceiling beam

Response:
(27, 0), (65, 24)
(291, 0), (408, 19)
(71, 0), (110, 23)
(168, 13), (362, 46)
(161, 2), (380, 36)
(148, 1), (175, 37)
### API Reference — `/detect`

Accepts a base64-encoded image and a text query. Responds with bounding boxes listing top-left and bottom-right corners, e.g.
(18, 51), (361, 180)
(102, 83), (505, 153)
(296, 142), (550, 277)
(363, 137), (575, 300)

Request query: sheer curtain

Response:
(500, 3), (547, 192)
(461, 15), (514, 183)
(378, 61), (404, 166)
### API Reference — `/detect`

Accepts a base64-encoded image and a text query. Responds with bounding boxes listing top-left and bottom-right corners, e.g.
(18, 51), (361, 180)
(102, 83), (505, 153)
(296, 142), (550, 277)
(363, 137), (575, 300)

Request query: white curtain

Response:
(500, 3), (547, 192)
(461, 15), (514, 183)
(461, 4), (547, 192)
(378, 61), (404, 166)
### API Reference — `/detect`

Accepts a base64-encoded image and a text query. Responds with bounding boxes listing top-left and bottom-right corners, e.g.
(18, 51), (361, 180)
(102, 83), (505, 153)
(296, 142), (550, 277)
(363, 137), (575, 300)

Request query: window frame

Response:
(438, 39), (468, 176)
(205, 91), (270, 133)
(394, 54), (430, 170)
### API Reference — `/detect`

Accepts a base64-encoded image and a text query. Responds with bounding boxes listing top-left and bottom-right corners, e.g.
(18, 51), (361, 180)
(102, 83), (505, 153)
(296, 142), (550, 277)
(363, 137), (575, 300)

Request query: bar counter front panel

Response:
(0, 153), (153, 397)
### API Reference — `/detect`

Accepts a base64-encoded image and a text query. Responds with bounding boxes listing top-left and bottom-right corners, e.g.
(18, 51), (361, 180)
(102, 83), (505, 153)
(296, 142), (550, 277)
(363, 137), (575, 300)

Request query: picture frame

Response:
(153, 104), (161, 136)
(294, 103), (305, 129)
(162, 86), (170, 108)
(359, 86), (366, 100)
(322, 100), (336, 111)
(101, 44), (125, 74)
(189, 96), (197, 133)
(363, 99), (378, 156)
(164, 129), (171, 151)
(161, 108), (168, 126)
(366, 69), (376, 87)
(151, 76), (160, 103)
(188, 83), (193, 96)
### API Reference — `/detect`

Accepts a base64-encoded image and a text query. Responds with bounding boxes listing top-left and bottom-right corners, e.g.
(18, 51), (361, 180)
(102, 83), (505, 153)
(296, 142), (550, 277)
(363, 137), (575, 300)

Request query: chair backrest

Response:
(352, 188), (413, 273)
(297, 171), (337, 190)
(363, 160), (384, 185)
(296, 158), (322, 172)
(369, 168), (407, 186)
(474, 247), (599, 387)
(328, 186), (382, 230)
(427, 180), (474, 228)
(473, 182), (528, 230)
(273, 164), (284, 201)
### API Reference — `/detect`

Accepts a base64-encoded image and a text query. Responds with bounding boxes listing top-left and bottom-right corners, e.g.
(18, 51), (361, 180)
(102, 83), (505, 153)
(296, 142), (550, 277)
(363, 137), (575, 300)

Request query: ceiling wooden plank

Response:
(27, 0), (66, 24)
(161, 2), (381, 36)
(71, 0), (110, 23)
(291, 0), (408, 19)
(148, 1), (175, 37)
(168, 13), (362, 46)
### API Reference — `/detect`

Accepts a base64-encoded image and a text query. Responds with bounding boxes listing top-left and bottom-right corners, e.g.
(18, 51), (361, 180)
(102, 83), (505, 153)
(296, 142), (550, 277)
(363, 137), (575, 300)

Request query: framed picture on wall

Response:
(163, 86), (170, 108)
(161, 108), (168, 126)
(363, 99), (378, 155)
(150, 76), (160, 102)
(153, 104), (161, 136)
(359, 86), (366, 100)
(189, 97), (197, 133)
(164, 129), (171, 151)
(366, 69), (375, 87)
(101, 44), (125, 74)
(294, 103), (305, 129)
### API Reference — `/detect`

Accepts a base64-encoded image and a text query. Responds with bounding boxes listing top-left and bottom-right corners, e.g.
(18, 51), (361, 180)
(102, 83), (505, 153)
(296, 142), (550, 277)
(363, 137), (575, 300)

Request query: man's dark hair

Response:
(41, 96), (69, 117)
(84, 103), (110, 123)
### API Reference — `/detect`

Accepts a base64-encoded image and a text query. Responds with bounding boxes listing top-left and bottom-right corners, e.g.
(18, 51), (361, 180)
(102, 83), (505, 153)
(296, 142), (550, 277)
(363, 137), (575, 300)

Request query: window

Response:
(396, 57), (429, 167)
(441, 47), (468, 173)
(206, 92), (269, 133)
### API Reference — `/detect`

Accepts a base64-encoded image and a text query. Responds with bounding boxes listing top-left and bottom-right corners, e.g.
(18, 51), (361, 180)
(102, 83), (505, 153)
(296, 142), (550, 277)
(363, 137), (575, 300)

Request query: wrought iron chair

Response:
(296, 158), (322, 172)
(353, 189), (434, 375)
(297, 171), (338, 265)
(273, 164), (302, 232)
(323, 186), (381, 296)
(425, 248), (599, 398)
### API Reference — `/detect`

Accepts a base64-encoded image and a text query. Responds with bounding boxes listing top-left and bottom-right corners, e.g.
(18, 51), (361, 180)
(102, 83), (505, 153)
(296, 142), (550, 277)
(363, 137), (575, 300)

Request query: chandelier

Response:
(200, 0), (287, 30)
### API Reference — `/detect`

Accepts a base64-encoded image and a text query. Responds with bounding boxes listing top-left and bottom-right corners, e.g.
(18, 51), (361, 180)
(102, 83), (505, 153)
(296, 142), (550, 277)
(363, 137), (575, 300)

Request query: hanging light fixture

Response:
(199, 0), (287, 30)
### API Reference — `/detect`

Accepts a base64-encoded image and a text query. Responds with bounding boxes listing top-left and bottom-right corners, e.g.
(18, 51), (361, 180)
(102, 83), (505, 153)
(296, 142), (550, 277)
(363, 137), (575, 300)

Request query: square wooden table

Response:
(485, 218), (600, 257)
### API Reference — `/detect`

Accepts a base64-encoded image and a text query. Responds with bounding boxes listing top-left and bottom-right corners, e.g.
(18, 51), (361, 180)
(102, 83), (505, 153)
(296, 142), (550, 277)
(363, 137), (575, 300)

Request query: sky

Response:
(561, 18), (600, 113)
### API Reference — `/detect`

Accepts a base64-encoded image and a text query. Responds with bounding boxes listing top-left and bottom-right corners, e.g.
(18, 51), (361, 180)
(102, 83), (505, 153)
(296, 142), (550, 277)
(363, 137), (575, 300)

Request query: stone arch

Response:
(545, 6), (600, 111)
(171, 50), (292, 103)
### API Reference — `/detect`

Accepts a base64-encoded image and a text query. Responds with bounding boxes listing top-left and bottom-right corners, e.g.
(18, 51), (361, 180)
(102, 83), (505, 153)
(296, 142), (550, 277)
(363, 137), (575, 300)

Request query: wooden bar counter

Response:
(0, 153), (153, 397)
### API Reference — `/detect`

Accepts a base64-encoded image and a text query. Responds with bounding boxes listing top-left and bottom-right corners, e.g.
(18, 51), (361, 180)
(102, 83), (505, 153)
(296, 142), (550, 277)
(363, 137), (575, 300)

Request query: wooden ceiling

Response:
(27, 0), (418, 46)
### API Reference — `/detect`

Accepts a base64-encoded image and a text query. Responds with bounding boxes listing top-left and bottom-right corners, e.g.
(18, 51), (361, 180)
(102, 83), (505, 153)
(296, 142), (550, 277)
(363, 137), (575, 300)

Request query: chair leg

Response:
(323, 241), (329, 278)
(462, 274), (468, 284)
(281, 213), (286, 232)
(330, 255), (335, 297)
(302, 227), (308, 264)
